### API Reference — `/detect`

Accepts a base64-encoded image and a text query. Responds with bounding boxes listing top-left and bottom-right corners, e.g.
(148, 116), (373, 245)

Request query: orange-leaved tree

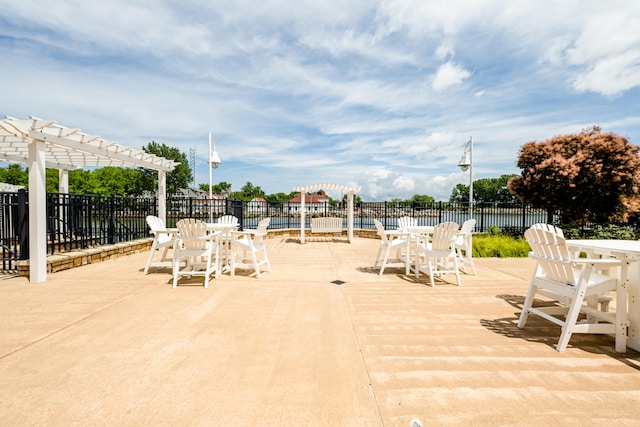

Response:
(508, 126), (640, 225)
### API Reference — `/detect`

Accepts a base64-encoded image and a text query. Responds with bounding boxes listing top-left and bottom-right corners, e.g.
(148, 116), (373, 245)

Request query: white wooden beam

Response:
(158, 170), (167, 225)
(27, 129), (177, 171)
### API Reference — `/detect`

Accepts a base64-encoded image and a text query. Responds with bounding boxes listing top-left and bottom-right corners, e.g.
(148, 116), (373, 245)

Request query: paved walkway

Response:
(1, 237), (639, 426)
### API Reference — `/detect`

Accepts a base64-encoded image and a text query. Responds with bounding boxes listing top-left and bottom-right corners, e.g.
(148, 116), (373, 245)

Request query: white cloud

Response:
(435, 42), (454, 61)
(432, 62), (471, 91)
(1, 0), (639, 201)
(565, 8), (640, 96)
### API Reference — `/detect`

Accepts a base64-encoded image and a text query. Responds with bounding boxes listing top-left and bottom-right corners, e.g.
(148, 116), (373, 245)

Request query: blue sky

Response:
(1, 0), (639, 201)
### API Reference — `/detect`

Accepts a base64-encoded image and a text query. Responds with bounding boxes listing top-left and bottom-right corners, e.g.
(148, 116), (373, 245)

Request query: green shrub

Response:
(472, 233), (530, 257)
(562, 224), (637, 240)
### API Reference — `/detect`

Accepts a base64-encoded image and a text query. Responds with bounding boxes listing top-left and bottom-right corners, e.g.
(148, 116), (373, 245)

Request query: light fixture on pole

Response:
(457, 136), (473, 218)
(208, 132), (222, 223)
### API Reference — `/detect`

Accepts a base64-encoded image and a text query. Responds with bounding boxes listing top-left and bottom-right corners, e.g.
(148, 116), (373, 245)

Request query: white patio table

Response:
(405, 225), (435, 234)
(206, 223), (239, 272)
(567, 239), (640, 351)
(402, 226), (436, 275)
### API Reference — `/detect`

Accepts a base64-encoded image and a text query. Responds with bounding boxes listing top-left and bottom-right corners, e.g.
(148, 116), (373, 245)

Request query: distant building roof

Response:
(289, 190), (329, 204)
(250, 197), (268, 205)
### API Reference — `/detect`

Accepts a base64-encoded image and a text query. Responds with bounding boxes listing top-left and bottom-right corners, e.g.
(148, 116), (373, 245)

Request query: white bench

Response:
(311, 217), (342, 234)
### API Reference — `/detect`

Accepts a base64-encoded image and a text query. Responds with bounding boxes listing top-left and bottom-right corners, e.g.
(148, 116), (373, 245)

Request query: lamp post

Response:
(208, 132), (222, 223)
(458, 136), (473, 218)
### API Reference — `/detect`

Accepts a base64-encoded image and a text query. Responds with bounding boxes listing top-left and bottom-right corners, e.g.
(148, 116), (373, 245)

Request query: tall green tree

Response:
(69, 169), (94, 194)
(139, 142), (192, 195)
(508, 126), (640, 223)
(474, 175), (519, 203)
(449, 183), (470, 203)
(236, 181), (265, 201)
(409, 194), (434, 204)
(449, 176), (518, 204)
(267, 192), (298, 203)
(199, 181), (232, 195)
(89, 167), (144, 195)
(0, 164), (28, 186)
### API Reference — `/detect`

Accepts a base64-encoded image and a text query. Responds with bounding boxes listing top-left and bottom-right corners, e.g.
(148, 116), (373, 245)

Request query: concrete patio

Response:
(1, 236), (639, 426)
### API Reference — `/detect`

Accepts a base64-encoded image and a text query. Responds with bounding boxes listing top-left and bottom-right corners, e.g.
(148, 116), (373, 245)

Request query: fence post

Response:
(384, 201), (388, 228)
(232, 200), (244, 230)
(16, 189), (29, 260)
(108, 195), (116, 244)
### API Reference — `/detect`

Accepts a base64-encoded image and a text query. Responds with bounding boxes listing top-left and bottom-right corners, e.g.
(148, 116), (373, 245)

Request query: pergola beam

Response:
(27, 129), (176, 171)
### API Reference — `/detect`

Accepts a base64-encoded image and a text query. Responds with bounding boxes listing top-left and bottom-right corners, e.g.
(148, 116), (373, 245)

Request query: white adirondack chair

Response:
(172, 219), (221, 288)
(530, 222), (564, 237)
(454, 219), (476, 275)
(217, 215), (239, 226)
(397, 216), (417, 230)
(413, 221), (461, 286)
(518, 226), (630, 352)
(229, 217), (271, 278)
(144, 215), (174, 274)
(373, 219), (410, 276)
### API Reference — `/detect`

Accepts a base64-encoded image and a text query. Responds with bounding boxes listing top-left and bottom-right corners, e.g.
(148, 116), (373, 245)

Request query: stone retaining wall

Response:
(17, 238), (154, 277)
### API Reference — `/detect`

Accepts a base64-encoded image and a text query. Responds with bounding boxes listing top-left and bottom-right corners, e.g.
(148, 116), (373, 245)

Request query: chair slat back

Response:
(177, 219), (210, 250)
(397, 216), (417, 230)
(256, 217), (271, 232)
(146, 215), (165, 231)
(374, 219), (389, 244)
(530, 223), (564, 237)
(146, 215), (172, 244)
(430, 222), (459, 251)
(253, 218), (271, 245)
(524, 227), (575, 285)
(217, 215), (239, 226)
(459, 218), (476, 234)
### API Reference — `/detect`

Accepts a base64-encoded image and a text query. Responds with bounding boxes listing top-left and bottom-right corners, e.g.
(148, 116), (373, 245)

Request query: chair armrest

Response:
(573, 258), (636, 266)
(230, 230), (266, 239)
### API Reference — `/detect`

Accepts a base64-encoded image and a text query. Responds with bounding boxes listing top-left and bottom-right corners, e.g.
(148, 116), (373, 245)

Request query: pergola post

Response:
(58, 169), (69, 193)
(157, 170), (167, 225)
(300, 192), (306, 244)
(28, 139), (47, 283)
(347, 192), (354, 243)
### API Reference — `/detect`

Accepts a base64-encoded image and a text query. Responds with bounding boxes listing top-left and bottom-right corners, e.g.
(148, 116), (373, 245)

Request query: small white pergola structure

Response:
(0, 116), (178, 284)
(293, 183), (361, 244)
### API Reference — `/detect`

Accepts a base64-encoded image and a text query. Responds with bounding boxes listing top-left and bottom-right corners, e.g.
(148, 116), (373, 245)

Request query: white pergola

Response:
(293, 183), (361, 244)
(0, 115), (178, 283)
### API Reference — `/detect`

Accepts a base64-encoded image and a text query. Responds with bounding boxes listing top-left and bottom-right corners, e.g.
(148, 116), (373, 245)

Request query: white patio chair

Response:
(229, 217), (271, 278)
(373, 219), (410, 276)
(454, 219), (477, 275)
(172, 219), (221, 288)
(530, 222), (564, 237)
(144, 215), (174, 274)
(397, 216), (417, 230)
(217, 215), (239, 226)
(413, 221), (461, 287)
(518, 226), (630, 352)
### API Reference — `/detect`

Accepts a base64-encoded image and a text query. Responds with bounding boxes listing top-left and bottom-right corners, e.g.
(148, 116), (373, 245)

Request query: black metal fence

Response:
(0, 191), (561, 271)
